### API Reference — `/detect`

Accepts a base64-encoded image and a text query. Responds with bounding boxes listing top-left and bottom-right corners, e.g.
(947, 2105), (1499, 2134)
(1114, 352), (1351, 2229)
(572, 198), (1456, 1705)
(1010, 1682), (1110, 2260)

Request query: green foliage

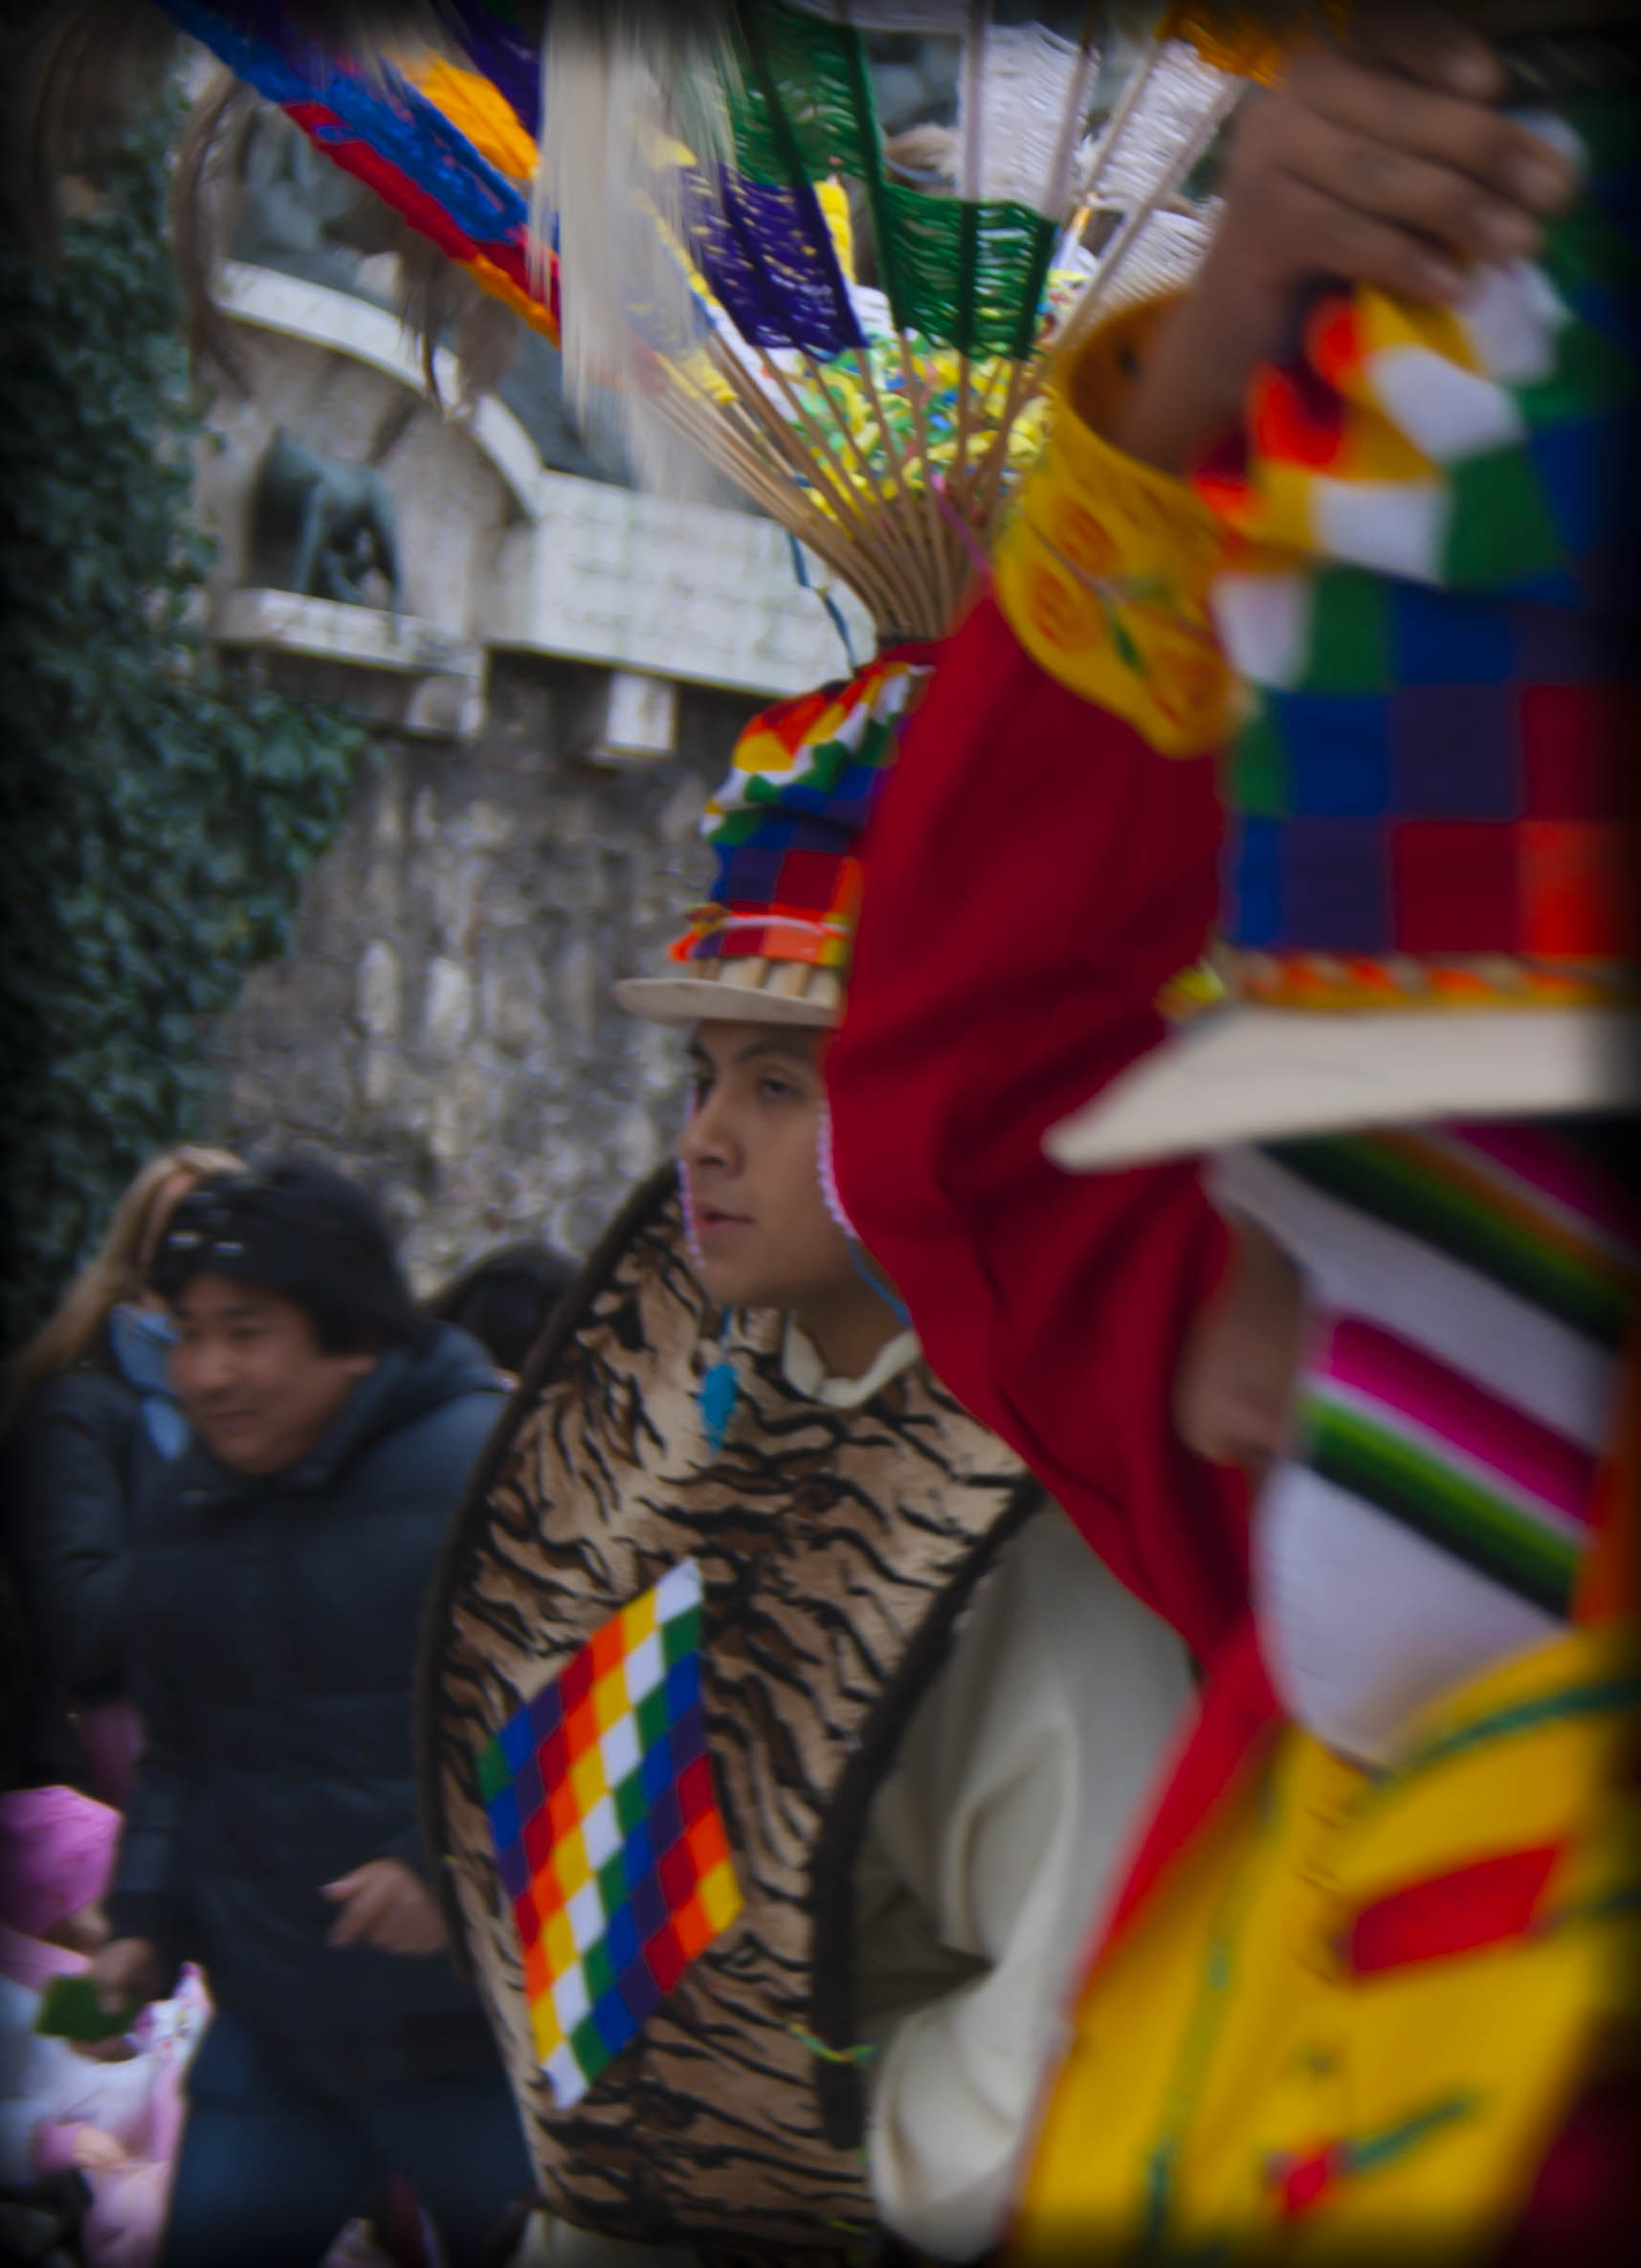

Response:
(0, 98), (369, 1346)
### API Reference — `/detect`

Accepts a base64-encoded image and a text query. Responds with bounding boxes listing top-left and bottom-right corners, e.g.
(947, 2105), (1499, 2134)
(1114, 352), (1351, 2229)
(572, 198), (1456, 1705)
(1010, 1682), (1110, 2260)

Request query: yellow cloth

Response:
(991, 300), (1239, 758)
(1010, 1618), (1641, 2264)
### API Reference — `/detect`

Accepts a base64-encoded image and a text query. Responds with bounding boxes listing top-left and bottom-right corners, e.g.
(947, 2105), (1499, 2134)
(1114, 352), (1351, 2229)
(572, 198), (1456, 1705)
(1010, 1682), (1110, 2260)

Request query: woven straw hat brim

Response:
(1044, 1006), (1641, 1172)
(613, 963), (840, 1030)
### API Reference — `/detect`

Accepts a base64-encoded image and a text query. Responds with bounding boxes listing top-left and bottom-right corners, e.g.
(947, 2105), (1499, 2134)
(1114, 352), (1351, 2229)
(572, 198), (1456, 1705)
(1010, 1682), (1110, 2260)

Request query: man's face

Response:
(168, 1273), (377, 1477)
(676, 1020), (857, 1311)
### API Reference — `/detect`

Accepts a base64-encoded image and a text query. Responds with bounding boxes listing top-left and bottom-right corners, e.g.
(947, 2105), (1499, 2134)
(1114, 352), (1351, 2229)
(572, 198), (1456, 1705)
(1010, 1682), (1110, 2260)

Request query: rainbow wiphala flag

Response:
(477, 1560), (743, 2106)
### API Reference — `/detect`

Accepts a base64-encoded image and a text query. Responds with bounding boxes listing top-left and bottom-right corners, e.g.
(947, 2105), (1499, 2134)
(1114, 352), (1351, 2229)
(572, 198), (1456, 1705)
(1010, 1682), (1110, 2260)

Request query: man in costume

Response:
(825, 4), (1641, 2260)
(417, 659), (1194, 2268)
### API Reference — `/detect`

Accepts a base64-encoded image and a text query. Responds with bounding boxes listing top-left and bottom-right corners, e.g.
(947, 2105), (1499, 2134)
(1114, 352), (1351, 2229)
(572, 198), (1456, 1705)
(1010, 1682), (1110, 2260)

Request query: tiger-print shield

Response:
(417, 1167), (1042, 2258)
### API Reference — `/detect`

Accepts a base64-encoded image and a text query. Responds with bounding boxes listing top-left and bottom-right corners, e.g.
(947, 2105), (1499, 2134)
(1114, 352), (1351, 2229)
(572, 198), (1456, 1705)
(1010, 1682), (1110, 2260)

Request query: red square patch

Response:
(559, 1649), (594, 1711)
(773, 849), (844, 911)
(1519, 823), (1641, 956)
(644, 1923), (686, 1996)
(523, 1808), (554, 1875)
(1390, 821), (1521, 953)
(677, 1755), (714, 1826)
(658, 1837), (698, 1913)
(537, 1726), (567, 1795)
(1519, 684), (1641, 820)
(547, 1777), (580, 1845)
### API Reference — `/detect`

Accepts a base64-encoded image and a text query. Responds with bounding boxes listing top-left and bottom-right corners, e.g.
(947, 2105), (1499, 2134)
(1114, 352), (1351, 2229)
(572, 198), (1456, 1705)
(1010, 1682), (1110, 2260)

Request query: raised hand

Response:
(1112, 2), (1581, 473)
(321, 1858), (450, 1956)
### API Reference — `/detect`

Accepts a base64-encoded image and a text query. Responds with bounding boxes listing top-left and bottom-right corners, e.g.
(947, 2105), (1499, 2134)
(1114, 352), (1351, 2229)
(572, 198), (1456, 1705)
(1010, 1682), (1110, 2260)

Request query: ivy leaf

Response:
(0, 91), (368, 1345)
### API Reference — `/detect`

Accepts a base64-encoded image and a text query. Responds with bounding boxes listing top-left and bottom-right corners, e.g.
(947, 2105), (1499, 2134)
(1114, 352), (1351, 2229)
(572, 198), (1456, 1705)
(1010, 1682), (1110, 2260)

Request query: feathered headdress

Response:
(131, 0), (1285, 642)
(529, 0), (1260, 642)
(98, 0), (1291, 1030)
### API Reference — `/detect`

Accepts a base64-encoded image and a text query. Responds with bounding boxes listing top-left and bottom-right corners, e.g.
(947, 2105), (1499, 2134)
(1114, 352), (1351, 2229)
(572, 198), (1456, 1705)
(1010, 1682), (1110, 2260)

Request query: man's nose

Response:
(180, 1342), (235, 1397)
(679, 1088), (738, 1173)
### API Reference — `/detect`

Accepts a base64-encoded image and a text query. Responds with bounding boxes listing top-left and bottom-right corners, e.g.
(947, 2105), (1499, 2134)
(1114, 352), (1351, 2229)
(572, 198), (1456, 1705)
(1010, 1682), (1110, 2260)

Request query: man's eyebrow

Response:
(182, 1294), (268, 1321)
(732, 1034), (816, 1067)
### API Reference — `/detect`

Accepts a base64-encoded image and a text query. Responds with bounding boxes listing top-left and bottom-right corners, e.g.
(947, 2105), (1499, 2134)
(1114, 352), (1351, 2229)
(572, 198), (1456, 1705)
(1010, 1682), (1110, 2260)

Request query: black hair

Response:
(152, 1158), (434, 1356)
(426, 1240), (579, 1376)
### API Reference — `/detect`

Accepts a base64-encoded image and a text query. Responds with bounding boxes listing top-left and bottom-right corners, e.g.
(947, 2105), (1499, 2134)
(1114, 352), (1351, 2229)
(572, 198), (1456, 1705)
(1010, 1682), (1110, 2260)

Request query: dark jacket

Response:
(105, 1323), (507, 2095)
(1, 1335), (176, 1786)
(2, 1367), (145, 1701)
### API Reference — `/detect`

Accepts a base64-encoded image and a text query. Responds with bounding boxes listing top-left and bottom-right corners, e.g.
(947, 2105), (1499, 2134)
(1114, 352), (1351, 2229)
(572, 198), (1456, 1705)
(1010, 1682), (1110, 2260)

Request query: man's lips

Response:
(697, 1206), (752, 1233)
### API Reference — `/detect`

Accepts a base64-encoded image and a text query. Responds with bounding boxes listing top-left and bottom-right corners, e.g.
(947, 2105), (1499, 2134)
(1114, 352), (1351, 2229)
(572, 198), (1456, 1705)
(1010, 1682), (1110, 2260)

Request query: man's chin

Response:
(692, 1256), (778, 1313)
(200, 1423), (278, 1474)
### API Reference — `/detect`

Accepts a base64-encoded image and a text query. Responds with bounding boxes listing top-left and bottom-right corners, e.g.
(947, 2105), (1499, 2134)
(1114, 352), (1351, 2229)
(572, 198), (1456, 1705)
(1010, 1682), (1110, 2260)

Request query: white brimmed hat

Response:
(1046, 998), (1641, 1172)
(613, 957), (842, 1029)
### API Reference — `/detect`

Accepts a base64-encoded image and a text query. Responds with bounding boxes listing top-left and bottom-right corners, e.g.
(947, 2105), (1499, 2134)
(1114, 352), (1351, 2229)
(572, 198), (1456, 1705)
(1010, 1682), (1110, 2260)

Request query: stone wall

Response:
(205, 656), (764, 1290)
(197, 318), (518, 639)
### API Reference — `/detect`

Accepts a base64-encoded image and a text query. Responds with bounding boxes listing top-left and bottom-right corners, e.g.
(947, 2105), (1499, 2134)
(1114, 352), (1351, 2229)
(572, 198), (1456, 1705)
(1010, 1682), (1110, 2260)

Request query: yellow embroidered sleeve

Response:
(993, 300), (1239, 759)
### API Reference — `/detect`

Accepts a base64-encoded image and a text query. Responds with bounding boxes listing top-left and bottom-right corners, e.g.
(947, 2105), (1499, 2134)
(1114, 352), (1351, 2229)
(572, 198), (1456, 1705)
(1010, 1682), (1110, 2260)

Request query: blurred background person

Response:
(0, 1783), (210, 2268)
(1, 1146), (243, 1805)
(85, 1159), (528, 2268)
(424, 1239), (577, 1385)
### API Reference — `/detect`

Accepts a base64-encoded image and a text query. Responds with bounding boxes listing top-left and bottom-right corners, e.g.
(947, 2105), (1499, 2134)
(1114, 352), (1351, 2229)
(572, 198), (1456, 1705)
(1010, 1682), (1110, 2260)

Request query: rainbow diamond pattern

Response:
(1194, 94), (1641, 993)
(476, 1560), (743, 2106)
(672, 645), (938, 971)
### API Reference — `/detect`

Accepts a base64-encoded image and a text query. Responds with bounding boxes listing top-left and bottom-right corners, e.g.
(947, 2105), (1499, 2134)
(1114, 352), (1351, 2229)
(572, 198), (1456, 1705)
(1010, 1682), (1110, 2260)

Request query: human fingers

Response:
(1342, 0), (1506, 101)
(1296, 44), (1577, 215)
(374, 1884), (447, 1955)
(1217, 155), (1469, 302)
(1287, 45), (1580, 214)
(1265, 100), (1545, 272)
(326, 1876), (390, 1948)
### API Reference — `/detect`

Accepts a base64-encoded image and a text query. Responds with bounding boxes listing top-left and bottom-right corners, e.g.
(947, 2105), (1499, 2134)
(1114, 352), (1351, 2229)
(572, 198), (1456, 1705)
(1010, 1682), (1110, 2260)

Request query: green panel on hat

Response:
(1302, 570), (1392, 696)
(1228, 704), (1290, 818)
(1515, 308), (1634, 427)
(1442, 446), (1563, 589)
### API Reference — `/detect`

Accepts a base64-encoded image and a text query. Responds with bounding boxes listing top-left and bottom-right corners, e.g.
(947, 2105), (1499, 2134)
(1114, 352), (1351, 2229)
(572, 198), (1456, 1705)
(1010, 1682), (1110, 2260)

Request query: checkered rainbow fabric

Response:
(1192, 92), (1641, 1009)
(670, 643), (939, 970)
(477, 1560), (742, 2106)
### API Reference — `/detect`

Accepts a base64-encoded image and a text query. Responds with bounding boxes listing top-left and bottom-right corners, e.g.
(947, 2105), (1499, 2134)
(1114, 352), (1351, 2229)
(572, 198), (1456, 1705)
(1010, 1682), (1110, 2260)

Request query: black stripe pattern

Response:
(418, 1169), (1041, 2258)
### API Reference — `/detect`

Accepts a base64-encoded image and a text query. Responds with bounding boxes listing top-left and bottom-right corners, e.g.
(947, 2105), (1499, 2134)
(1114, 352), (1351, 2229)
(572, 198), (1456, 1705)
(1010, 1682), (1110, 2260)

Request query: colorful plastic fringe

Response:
(723, 0), (1061, 359)
(159, 0), (560, 344)
(437, 0), (543, 138)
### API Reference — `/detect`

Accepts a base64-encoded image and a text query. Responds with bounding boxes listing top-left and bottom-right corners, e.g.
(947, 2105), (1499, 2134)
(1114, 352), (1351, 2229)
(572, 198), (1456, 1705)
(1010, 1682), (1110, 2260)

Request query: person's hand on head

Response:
(321, 1857), (449, 1956)
(1113, 2), (1583, 473)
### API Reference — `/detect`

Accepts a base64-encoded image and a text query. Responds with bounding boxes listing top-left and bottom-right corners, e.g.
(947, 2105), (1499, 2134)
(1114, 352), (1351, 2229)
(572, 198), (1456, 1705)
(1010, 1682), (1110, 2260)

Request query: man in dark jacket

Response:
(87, 1159), (529, 2268)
